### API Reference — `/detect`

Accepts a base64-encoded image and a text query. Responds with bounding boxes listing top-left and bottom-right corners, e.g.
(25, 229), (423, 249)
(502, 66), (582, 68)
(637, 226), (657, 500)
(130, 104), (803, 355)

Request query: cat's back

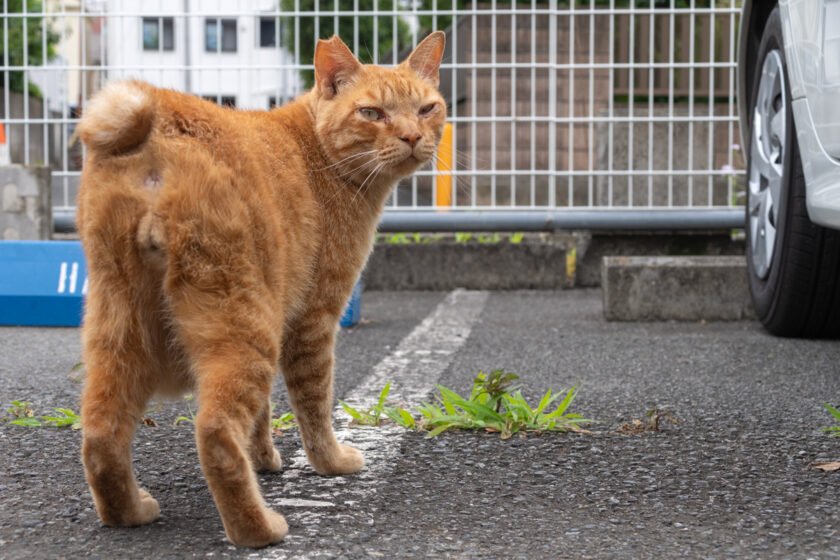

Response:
(76, 81), (322, 313)
(77, 81), (319, 226)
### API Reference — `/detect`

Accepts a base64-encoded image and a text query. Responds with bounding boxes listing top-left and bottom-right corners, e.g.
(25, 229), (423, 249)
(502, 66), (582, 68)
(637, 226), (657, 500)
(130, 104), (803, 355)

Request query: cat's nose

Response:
(399, 133), (422, 148)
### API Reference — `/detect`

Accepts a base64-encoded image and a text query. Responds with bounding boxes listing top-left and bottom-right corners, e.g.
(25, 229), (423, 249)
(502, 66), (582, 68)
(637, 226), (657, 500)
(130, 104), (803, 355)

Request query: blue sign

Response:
(0, 241), (88, 327)
(1, 241), (362, 328)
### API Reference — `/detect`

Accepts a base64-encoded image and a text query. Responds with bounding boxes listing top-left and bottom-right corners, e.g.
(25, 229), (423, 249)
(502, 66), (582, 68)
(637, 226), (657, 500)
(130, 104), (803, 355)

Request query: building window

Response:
(142, 17), (174, 51)
(205, 18), (237, 52)
(259, 17), (284, 48)
(202, 95), (236, 107)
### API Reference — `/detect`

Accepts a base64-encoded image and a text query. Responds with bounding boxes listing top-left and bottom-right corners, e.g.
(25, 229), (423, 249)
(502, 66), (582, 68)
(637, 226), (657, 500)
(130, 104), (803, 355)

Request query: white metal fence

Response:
(1, 0), (744, 231)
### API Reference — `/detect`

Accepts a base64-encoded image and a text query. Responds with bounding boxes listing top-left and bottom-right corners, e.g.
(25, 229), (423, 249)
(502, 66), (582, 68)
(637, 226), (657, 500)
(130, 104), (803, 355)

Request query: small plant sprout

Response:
(823, 403), (840, 436)
(509, 232), (524, 244)
(4, 402), (82, 429)
(472, 369), (520, 412)
(477, 233), (501, 244)
(384, 406), (416, 429)
(339, 382), (392, 426)
(173, 393), (197, 426)
(6, 401), (41, 426)
(39, 408), (82, 430)
(271, 412), (297, 433)
(268, 402), (297, 433)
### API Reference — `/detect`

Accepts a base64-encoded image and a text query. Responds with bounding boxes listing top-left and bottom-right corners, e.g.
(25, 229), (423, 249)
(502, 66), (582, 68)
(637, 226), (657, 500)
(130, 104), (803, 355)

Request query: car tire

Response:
(745, 7), (840, 338)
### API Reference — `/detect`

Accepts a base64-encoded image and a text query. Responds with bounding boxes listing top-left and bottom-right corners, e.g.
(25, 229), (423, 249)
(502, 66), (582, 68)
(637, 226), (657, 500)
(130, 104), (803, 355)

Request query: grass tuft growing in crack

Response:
(339, 382), (391, 427)
(342, 370), (593, 439)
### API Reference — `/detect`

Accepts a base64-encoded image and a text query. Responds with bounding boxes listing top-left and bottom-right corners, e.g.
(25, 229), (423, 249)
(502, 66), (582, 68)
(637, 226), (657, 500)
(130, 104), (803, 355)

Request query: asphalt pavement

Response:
(1, 289), (840, 559)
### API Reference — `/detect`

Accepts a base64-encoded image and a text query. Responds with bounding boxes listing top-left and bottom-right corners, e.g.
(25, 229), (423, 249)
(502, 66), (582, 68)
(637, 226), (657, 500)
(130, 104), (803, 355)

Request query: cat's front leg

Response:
(281, 312), (364, 476)
(250, 396), (283, 472)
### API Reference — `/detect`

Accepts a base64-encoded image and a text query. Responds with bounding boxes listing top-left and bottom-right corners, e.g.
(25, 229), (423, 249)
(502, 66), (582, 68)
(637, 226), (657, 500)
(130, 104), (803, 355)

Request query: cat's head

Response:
(311, 32), (447, 188)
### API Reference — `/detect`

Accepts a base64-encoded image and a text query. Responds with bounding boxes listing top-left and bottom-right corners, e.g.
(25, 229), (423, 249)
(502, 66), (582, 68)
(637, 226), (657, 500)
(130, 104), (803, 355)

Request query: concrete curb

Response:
(601, 255), (756, 321)
(364, 241), (568, 290)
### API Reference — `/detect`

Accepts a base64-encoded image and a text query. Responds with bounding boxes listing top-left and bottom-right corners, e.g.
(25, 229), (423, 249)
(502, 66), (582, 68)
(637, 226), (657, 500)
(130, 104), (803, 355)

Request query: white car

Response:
(739, 0), (840, 337)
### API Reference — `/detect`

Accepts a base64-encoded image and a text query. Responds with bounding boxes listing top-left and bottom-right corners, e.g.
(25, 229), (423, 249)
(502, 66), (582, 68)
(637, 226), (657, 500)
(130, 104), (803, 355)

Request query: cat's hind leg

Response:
(187, 349), (287, 547)
(80, 246), (162, 527)
(81, 351), (160, 527)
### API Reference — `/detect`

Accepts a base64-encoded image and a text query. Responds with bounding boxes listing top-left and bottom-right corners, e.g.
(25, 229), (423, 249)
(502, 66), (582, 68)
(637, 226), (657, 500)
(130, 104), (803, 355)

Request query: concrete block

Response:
(602, 255), (755, 321)
(576, 232), (745, 287)
(365, 242), (567, 290)
(0, 165), (52, 240)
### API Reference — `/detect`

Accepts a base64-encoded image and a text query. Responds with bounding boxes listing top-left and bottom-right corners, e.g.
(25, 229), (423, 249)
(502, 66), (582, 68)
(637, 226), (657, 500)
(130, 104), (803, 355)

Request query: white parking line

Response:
(255, 289), (489, 559)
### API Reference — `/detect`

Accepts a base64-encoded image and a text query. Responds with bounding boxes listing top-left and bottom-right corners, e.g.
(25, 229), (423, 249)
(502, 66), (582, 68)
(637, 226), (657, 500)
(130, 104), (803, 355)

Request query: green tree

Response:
(0, 0), (61, 98)
(280, 0), (412, 89)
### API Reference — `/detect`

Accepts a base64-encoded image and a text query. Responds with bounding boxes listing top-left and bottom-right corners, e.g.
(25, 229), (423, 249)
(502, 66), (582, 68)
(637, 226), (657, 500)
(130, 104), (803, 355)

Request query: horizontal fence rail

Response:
(2, 0), (745, 232)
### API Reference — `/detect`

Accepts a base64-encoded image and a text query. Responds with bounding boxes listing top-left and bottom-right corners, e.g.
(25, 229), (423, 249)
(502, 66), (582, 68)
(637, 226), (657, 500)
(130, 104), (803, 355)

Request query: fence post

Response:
(435, 122), (453, 210)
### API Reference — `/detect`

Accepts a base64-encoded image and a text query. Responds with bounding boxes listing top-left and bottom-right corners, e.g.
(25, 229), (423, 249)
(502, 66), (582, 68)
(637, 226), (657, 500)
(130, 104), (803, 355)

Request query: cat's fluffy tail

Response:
(78, 80), (155, 154)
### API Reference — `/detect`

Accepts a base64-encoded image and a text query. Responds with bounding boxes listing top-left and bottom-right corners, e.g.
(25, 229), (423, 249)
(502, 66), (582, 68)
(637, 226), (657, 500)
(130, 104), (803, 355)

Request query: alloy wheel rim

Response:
(748, 49), (786, 280)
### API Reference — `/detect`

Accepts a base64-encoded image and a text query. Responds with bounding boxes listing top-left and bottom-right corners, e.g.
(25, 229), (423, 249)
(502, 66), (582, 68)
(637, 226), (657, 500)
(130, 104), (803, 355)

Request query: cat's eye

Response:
(419, 103), (437, 116)
(359, 107), (384, 121)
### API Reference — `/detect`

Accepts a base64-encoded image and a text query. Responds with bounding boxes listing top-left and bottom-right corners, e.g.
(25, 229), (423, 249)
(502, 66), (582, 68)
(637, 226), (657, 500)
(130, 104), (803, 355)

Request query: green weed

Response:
(173, 394), (197, 426)
(5, 401), (82, 429)
(339, 382), (391, 426)
(377, 232), (523, 244)
(39, 408), (82, 430)
(269, 401), (297, 432)
(353, 371), (593, 439)
(416, 380), (590, 439)
(271, 412), (297, 432)
(823, 403), (840, 436)
(476, 233), (501, 244)
(6, 400), (40, 426)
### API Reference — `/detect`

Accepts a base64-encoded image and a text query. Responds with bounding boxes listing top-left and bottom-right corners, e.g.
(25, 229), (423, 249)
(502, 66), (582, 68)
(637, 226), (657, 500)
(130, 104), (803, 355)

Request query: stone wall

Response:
(1, 166), (52, 240)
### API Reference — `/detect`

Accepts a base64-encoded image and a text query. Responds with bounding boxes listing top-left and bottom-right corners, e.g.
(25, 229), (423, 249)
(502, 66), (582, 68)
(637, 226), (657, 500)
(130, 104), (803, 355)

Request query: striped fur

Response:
(76, 32), (446, 548)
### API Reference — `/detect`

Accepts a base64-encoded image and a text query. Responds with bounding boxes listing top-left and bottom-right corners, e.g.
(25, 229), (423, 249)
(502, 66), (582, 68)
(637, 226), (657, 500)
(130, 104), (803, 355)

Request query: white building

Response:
(104, 0), (301, 110)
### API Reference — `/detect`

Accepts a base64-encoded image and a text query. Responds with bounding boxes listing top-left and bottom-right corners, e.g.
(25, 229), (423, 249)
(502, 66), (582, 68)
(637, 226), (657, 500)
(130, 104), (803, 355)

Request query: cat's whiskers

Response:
(350, 161), (387, 208)
(335, 157), (379, 180)
(314, 150), (377, 172)
(430, 153), (477, 205)
(316, 155), (382, 214)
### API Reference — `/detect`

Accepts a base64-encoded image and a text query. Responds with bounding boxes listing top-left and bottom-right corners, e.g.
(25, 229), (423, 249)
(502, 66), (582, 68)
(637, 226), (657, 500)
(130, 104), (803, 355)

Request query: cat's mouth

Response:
(404, 151), (431, 165)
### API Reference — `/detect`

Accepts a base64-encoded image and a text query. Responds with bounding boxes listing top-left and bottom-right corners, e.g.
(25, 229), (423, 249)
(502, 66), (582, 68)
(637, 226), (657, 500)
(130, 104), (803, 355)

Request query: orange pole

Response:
(435, 122), (453, 209)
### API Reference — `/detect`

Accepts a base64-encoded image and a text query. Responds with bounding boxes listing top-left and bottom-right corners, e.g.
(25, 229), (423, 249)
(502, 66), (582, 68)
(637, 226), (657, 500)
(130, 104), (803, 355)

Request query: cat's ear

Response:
(314, 35), (363, 99)
(404, 31), (446, 87)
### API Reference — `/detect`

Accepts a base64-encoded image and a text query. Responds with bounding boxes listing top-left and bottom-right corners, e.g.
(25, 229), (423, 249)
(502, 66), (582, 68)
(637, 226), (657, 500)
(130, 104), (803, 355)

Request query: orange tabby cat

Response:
(75, 32), (446, 547)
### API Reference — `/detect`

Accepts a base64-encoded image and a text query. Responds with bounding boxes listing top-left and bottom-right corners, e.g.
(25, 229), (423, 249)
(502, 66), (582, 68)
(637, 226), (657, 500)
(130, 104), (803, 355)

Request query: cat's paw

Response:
(133, 488), (161, 525)
(310, 443), (365, 476)
(102, 488), (159, 527)
(254, 448), (283, 473)
(225, 508), (288, 548)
